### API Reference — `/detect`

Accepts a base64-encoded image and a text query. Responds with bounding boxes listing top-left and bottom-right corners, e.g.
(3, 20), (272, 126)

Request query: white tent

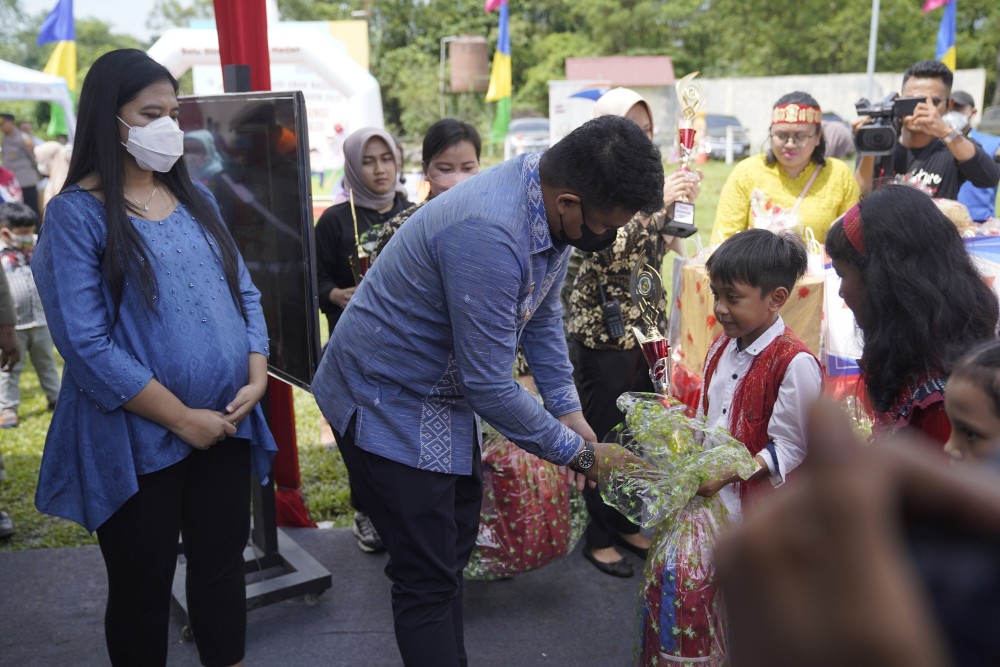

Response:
(0, 59), (76, 142)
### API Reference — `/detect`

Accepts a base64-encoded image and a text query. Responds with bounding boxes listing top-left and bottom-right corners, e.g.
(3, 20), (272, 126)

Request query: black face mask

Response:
(558, 203), (617, 253)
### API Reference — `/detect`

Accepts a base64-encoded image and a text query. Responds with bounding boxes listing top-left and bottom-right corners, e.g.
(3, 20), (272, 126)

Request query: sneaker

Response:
(0, 511), (14, 540)
(0, 409), (16, 429)
(47, 399), (57, 411)
(352, 511), (385, 553)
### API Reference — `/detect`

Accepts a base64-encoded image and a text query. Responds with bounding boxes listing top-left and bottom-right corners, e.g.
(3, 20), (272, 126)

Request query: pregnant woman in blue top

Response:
(32, 49), (276, 667)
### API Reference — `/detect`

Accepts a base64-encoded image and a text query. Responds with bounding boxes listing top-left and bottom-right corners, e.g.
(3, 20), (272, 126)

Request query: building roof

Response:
(565, 56), (675, 87)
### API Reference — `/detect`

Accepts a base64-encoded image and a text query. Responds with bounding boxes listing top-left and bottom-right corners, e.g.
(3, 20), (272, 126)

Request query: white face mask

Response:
(118, 115), (184, 173)
(428, 171), (474, 197)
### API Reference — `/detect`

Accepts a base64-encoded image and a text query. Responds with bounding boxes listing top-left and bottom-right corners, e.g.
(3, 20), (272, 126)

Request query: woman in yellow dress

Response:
(710, 92), (860, 245)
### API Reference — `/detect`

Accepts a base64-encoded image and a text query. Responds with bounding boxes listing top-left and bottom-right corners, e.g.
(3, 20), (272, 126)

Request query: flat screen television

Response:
(179, 91), (321, 391)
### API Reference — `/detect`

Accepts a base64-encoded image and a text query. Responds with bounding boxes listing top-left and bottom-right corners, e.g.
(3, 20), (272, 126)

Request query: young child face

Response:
(360, 137), (397, 196)
(0, 225), (34, 250)
(944, 376), (1000, 462)
(831, 256), (866, 326)
(709, 277), (780, 347)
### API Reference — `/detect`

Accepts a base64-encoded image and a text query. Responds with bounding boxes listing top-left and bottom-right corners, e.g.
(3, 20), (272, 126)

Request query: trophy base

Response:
(665, 201), (698, 238)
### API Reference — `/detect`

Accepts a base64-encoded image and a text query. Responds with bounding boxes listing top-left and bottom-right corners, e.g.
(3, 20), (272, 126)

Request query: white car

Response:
(504, 118), (550, 160)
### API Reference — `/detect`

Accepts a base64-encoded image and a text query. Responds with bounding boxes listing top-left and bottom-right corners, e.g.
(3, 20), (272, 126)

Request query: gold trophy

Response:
(664, 72), (702, 238)
(630, 258), (670, 395)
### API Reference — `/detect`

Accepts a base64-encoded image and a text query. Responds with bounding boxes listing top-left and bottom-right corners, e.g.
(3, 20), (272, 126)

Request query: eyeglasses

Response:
(770, 131), (817, 146)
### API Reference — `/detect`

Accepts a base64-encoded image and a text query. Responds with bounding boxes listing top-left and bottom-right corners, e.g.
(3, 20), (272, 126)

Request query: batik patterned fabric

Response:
(566, 215), (666, 351)
(601, 393), (758, 666)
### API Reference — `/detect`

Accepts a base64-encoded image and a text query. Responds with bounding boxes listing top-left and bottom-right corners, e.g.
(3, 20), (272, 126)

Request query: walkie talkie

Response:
(598, 282), (625, 339)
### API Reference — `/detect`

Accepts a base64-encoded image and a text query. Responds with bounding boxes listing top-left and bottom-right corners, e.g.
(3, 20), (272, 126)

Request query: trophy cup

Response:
(348, 189), (370, 284)
(630, 257), (670, 396)
(664, 72), (702, 238)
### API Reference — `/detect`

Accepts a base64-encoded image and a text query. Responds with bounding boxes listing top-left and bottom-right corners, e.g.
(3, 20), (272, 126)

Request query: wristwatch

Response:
(570, 441), (596, 473)
(943, 129), (963, 144)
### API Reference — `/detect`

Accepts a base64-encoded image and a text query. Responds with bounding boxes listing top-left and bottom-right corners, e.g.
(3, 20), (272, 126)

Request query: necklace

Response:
(125, 184), (158, 212)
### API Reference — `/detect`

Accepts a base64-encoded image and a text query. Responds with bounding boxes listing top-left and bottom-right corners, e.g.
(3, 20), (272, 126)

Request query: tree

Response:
(147, 0), (215, 37)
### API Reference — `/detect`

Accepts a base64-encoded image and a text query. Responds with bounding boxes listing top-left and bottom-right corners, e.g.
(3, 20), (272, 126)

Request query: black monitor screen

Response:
(179, 91), (321, 391)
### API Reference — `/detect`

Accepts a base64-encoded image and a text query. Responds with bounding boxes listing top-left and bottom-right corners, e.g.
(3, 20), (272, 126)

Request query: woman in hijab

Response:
(314, 126), (411, 555)
(315, 127), (412, 336)
(567, 87), (701, 578)
(182, 130), (224, 186)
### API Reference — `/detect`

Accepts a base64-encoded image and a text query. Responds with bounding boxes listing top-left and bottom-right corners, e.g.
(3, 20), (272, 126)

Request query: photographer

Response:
(855, 60), (1000, 199)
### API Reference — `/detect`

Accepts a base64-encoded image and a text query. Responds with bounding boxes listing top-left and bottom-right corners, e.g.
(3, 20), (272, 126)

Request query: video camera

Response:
(854, 93), (923, 156)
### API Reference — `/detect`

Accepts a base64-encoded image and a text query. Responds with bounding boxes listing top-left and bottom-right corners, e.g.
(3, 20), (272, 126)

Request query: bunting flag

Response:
(37, 0), (75, 136)
(484, 1), (511, 144)
(933, 0), (956, 71)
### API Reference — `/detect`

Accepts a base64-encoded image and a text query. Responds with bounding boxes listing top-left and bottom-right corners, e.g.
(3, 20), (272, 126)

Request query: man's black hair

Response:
(903, 60), (954, 91)
(539, 115), (664, 216)
(422, 118), (481, 166)
(706, 229), (807, 295)
(0, 113), (14, 123)
(0, 202), (38, 229)
(765, 91), (827, 167)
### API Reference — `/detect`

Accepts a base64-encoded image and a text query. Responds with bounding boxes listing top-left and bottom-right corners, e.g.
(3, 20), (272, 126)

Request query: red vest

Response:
(700, 328), (816, 510)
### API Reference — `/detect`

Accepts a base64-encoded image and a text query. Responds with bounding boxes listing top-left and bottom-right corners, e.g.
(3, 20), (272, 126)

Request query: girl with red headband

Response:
(712, 91), (859, 245)
(825, 184), (998, 444)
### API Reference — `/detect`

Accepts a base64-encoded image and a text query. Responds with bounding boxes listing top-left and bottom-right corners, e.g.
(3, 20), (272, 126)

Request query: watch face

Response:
(576, 449), (596, 471)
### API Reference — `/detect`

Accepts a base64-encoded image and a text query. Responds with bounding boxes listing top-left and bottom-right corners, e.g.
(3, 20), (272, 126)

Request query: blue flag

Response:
(38, 0), (75, 45)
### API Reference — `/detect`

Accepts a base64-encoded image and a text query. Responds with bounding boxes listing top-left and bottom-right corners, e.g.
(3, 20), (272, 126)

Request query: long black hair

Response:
(58, 48), (245, 319)
(826, 185), (998, 412)
(765, 91), (827, 168)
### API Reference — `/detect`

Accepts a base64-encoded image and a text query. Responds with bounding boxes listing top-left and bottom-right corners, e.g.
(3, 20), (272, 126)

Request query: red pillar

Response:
(213, 0), (313, 527)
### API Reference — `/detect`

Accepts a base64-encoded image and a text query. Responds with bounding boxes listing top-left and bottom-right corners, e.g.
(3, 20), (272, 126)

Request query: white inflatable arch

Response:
(147, 25), (384, 131)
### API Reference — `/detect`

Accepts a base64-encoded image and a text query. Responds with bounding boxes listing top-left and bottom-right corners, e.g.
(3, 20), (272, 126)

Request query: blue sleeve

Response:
(434, 218), (582, 466)
(33, 194), (154, 412)
(518, 256), (582, 417)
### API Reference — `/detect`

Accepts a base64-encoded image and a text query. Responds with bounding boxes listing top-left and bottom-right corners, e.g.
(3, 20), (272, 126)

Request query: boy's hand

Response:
(0, 325), (19, 371)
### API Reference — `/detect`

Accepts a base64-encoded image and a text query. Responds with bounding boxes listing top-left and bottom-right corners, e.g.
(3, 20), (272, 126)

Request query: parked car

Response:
(703, 114), (751, 160)
(504, 117), (550, 160)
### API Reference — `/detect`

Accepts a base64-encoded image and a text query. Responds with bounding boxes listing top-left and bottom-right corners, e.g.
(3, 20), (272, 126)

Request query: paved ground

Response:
(1, 527), (644, 666)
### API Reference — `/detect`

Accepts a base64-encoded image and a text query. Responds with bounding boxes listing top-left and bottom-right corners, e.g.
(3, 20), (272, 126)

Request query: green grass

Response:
(0, 353), (97, 551)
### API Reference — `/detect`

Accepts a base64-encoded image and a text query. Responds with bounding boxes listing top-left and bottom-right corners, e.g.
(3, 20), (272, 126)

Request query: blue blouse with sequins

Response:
(32, 184), (277, 532)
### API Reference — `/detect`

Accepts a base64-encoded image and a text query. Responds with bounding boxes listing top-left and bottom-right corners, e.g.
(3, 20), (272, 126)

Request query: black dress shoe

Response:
(615, 535), (650, 560)
(583, 547), (634, 578)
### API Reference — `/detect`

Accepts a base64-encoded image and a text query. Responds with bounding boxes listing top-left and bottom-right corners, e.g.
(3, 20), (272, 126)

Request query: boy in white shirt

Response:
(696, 229), (823, 518)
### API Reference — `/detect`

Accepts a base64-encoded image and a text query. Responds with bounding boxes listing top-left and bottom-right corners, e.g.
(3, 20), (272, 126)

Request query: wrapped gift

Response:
(603, 393), (759, 666)
(465, 432), (586, 580)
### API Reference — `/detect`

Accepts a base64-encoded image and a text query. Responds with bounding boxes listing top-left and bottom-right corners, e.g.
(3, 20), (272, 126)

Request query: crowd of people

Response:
(4, 47), (1000, 667)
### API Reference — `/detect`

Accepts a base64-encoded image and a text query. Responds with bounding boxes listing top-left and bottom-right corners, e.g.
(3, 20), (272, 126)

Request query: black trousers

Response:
(571, 341), (653, 549)
(334, 415), (482, 667)
(95, 439), (251, 667)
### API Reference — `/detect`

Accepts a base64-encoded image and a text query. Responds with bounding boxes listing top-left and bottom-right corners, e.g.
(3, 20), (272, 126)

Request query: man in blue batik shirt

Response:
(313, 115), (664, 666)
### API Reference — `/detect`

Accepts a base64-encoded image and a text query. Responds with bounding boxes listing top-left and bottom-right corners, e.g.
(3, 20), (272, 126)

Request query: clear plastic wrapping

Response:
(602, 393), (759, 665)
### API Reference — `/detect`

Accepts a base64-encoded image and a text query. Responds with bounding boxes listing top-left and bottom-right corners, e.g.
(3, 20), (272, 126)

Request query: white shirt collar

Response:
(728, 315), (786, 357)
